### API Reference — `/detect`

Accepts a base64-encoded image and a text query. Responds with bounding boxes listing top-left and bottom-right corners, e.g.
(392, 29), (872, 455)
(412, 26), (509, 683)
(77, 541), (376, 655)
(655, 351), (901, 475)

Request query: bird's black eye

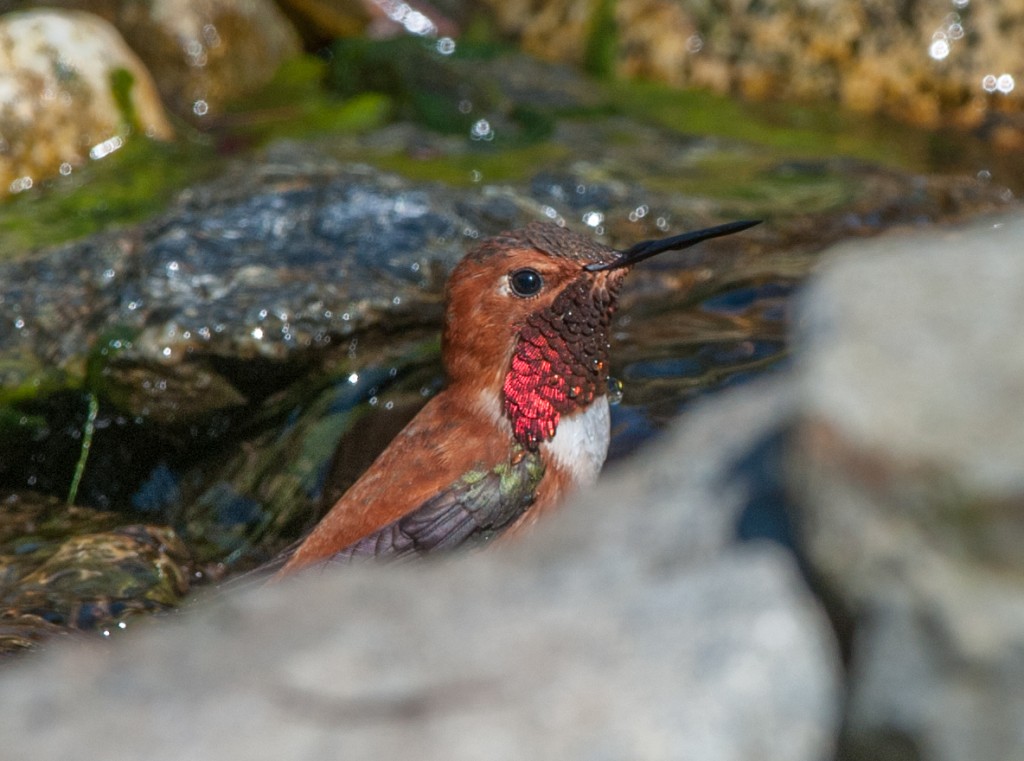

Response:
(509, 268), (543, 297)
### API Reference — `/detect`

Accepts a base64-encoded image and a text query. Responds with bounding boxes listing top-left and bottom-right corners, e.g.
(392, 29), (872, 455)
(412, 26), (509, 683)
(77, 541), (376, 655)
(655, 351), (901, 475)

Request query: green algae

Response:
(608, 80), (989, 177)
(643, 147), (860, 215)
(109, 67), (139, 132)
(222, 56), (392, 142)
(585, 0), (618, 78)
(327, 37), (486, 134)
(0, 137), (219, 258)
(0, 353), (78, 406)
(369, 141), (570, 185)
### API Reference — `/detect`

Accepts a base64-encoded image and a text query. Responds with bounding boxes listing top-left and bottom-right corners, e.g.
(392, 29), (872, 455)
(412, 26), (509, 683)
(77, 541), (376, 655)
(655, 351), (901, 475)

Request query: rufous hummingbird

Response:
(274, 219), (759, 577)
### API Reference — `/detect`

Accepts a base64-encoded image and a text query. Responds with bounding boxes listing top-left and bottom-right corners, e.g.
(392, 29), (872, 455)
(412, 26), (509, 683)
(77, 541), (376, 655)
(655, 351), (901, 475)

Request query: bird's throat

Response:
(503, 274), (619, 449)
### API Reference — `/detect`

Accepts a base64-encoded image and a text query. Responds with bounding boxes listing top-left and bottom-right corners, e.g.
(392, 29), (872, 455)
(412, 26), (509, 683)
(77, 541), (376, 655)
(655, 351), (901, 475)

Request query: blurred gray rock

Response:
(789, 212), (1024, 761)
(0, 376), (841, 761)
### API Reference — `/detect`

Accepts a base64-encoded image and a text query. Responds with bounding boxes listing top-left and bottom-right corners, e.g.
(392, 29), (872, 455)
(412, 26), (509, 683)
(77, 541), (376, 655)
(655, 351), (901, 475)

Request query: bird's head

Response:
(442, 220), (759, 448)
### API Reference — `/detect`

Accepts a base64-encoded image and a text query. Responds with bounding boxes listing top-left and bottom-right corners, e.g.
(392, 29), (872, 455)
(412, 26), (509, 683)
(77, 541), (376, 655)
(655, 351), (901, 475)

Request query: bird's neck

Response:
(463, 384), (611, 487)
(503, 327), (611, 451)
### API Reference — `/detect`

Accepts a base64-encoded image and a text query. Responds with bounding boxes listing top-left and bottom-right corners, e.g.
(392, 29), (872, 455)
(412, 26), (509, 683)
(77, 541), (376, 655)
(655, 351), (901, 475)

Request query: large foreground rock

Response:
(789, 212), (1024, 760)
(0, 377), (840, 760)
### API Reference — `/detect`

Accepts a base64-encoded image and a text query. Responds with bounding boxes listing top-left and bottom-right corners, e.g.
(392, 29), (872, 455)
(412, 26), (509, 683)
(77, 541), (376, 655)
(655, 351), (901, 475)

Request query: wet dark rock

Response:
(0, 150), (490, 420)
(0, 130), (999, 434)
(0, 492), (190, 653)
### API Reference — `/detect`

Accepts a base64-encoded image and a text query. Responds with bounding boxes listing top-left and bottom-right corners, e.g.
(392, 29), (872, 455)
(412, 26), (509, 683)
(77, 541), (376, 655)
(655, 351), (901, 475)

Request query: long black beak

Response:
(584, 219), (761, 272)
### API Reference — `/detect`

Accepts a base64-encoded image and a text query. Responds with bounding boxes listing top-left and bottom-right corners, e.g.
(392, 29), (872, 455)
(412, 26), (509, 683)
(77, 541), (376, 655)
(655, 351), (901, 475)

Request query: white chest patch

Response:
(544, 396), (611, 486)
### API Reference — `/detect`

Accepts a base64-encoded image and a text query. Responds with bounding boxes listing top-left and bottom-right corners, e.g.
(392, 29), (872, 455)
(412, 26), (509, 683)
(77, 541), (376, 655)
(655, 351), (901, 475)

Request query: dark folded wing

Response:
(327, 447), (545, 564)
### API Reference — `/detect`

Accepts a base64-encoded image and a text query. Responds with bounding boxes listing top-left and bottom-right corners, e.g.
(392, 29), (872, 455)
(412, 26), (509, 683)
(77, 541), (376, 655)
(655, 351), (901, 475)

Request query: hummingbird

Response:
(274, 219), (759, 577)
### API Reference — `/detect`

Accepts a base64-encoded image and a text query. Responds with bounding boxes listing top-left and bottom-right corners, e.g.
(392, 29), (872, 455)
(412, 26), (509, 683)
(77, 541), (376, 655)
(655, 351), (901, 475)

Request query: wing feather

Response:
(325, 447), (545, 565)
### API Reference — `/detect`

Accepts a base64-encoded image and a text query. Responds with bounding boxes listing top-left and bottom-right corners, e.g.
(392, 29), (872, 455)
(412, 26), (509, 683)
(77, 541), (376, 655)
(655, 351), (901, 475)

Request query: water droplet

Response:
(202, 23), (221, 47)
(607, 377), (624, 405)
(470, 118), (494, 141)
(628, 204), (650, 222)
(89, 136), (123, 160)
(8, 176), (33, 193)
(929, 37), (950, 60)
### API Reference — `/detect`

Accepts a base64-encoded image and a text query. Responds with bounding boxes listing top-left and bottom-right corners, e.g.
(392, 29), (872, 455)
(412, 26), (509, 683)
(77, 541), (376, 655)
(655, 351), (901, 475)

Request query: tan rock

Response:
(0, 9), (173, 196)
(476, 0), (1024, 131)
(42, 0), (302, 120)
